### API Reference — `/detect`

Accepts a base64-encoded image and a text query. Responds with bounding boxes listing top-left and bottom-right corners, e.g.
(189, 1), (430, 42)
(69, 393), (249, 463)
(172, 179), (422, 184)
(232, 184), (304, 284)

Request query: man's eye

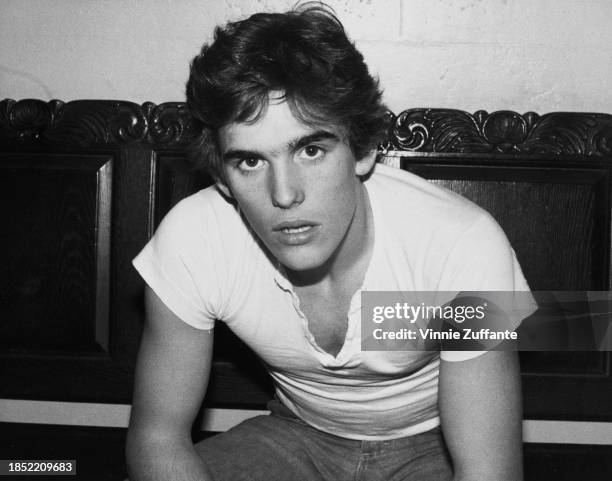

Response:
(238, 158), (264, 171)
(301, 145), (325, 160)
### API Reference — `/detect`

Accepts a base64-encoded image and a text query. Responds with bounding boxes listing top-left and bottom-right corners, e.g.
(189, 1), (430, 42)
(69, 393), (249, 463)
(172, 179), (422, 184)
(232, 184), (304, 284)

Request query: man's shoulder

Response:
(162, 185), (243, 231)
(152, 184), (253, 259)
(368, 162), (485, 233)
(170, 184), (235, 215)
(367, 163), (527, 294)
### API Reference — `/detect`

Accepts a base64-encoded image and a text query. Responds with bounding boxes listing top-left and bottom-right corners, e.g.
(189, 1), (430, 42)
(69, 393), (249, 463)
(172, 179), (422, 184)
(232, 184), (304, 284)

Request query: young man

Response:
(127, 4), (532, 481)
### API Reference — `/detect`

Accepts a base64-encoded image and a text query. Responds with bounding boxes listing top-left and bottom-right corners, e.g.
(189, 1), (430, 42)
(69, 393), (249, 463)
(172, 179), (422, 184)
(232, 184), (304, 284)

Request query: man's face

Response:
(217, 96), (375, 273)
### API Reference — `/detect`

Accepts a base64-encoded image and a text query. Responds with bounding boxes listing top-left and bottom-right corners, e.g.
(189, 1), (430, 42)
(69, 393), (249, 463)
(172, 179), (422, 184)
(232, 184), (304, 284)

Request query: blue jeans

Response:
(194, 400), (453, 481)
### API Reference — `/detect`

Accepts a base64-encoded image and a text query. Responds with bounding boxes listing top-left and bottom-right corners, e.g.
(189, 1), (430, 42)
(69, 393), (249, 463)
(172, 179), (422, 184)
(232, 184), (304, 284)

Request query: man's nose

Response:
(269, 164), (304, 209)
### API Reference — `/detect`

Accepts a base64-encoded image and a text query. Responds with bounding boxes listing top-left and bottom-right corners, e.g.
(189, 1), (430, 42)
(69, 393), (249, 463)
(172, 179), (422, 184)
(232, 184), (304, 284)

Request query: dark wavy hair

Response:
(186, 2), (389, 182)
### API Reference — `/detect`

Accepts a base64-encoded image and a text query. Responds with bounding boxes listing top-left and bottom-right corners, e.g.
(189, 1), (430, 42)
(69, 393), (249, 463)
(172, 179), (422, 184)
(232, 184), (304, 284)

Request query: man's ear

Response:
(355, 148), (378, 176)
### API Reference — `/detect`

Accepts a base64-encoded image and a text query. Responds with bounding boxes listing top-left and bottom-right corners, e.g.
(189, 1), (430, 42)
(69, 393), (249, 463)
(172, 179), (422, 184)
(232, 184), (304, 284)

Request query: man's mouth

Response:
(273, 220), (317, 232)
(281, 225), (312, 234)
(273, 220), (320, 245)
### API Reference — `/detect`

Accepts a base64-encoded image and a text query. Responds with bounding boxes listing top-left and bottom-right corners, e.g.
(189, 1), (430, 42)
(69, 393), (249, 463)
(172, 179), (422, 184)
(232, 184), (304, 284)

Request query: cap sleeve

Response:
(132, 194), (222, 330)
(439, 212), (536, 361)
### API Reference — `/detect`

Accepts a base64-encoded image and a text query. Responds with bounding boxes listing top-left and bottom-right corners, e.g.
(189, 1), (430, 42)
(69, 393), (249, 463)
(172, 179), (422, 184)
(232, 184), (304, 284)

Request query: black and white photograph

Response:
(1, 1), (611, 480)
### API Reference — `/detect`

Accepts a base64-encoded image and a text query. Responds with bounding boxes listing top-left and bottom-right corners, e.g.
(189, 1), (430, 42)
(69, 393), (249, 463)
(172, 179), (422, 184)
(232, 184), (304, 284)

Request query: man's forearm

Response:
(439, 351), (523, 481)
(126, 435), (214, 481)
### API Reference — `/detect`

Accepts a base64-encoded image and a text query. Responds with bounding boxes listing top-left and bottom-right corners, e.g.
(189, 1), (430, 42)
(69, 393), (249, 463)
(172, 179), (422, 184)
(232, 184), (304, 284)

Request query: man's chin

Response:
(274, 249), (328, 275)
(279, 257), (325, 273)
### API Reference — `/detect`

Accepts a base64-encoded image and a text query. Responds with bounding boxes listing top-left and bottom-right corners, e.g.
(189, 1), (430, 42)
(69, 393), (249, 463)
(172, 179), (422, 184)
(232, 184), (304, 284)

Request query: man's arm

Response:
(126, 285), (215, 481)
(439, 350), (523, 481)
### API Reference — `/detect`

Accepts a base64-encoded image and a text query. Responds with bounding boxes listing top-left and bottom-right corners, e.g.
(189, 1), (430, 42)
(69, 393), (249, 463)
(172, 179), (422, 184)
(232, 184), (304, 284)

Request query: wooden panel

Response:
(154, 152), (213, 226)
(0, 154), (111, 354)
(0, 152), (124, 402)
(0, 99), (165, 403)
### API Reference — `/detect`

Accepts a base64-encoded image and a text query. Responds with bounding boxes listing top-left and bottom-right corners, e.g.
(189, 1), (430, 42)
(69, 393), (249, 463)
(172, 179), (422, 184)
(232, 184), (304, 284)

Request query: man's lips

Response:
(273, 220), (318, 233)
(273, 220), (320, 245)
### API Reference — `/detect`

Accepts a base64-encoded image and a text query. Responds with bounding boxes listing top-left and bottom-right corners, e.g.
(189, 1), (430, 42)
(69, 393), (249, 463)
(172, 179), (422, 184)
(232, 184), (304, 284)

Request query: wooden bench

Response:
(1, 99), (611, 479)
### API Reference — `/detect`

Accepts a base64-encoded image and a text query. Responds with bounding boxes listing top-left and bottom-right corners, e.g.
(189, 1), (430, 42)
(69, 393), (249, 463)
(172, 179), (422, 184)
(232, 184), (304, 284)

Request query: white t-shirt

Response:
(133, 162), (533, 440)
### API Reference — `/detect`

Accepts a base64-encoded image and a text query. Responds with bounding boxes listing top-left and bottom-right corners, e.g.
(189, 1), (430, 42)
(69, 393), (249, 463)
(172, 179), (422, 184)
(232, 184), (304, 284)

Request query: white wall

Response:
(2, 0), (612, 114)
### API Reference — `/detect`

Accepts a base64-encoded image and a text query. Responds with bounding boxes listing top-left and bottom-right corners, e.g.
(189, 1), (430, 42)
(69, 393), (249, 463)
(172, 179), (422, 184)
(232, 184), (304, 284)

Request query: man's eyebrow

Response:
(222, 148), (265, 163)
(222, 130), (341, 163)
(289, 130), (341, 152)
